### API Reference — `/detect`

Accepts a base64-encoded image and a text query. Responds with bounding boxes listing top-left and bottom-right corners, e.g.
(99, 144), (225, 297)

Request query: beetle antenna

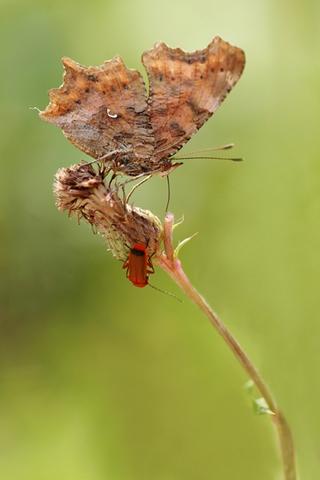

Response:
(148, 282), (182, 302)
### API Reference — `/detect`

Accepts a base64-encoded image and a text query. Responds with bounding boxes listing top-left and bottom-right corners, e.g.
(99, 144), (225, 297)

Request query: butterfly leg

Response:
(81, 149), (126, 168)
(108, 172), (117, 188)
(80, 158), (99, 167)
(125, 175), (152, 204)
(121, 183), (127, 209)
(119, 172), (150, 188)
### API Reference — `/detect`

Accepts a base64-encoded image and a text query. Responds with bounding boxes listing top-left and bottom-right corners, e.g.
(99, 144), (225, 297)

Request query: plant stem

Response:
(155, 213), (297, 480)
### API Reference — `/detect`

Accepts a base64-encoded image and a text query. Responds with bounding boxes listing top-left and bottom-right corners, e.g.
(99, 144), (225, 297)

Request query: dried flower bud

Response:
(54, 163), (162, 261)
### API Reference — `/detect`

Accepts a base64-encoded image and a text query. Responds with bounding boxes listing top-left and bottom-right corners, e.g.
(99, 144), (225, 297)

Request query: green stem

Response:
(155, 213), (297, 480)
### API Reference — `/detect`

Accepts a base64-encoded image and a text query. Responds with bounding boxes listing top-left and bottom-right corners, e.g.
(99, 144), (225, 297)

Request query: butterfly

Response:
(40, 36), (245, 178)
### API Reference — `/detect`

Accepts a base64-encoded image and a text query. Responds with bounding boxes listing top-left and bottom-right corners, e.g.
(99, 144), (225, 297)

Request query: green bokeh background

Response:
(1, 0), (319, 478)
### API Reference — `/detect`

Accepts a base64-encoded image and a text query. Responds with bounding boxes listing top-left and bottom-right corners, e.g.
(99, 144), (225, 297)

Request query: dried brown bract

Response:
(54, 163), (162, 261)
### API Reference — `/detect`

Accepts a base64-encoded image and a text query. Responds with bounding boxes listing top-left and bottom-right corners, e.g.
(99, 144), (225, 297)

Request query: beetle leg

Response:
(147, 261), (155, 274)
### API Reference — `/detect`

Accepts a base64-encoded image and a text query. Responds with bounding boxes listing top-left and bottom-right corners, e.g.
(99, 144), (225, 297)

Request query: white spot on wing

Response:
(107, 108), (118, 119)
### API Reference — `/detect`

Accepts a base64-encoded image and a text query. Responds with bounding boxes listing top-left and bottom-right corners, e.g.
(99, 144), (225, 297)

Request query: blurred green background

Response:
(1, 0), (319, 478)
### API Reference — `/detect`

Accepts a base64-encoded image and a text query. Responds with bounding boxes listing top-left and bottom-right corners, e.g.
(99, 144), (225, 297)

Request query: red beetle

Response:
(123, 243), (154, 288)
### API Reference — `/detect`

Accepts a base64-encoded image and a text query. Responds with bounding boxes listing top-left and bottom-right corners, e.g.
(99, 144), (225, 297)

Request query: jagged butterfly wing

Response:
(142, 36), (245, 163)
(40, 56), (154, 163)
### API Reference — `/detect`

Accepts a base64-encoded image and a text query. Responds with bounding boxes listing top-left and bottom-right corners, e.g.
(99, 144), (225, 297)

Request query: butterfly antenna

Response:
(165, 175), (171, 213)
(174, 143), (242, 162)
(174, 143), (235, 159)
(174, 156), (243, 162)
(217, 143), (235, 150)
(192, 142), (235, 153)
(148, 282), (182, 302)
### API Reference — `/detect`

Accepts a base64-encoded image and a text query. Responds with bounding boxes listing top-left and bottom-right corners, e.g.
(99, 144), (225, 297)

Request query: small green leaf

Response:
(174, 232), (198, 258)
(253, 397), (275, 416)
(172, 215), (185, 230)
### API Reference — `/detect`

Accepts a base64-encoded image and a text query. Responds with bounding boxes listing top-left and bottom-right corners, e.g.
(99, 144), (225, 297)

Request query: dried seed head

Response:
(54, 163), (162, 261)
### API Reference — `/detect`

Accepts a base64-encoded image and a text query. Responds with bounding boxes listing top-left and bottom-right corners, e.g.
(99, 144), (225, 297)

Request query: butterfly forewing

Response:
(142, 36), (245, 163)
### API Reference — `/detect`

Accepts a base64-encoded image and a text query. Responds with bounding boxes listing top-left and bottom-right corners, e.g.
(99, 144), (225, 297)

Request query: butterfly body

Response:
(108, 150), (181, 177)
(40, 36), (245, 178)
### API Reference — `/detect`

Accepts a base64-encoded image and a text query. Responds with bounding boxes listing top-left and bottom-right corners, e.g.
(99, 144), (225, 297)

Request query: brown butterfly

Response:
(40, 36), (245, 177)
